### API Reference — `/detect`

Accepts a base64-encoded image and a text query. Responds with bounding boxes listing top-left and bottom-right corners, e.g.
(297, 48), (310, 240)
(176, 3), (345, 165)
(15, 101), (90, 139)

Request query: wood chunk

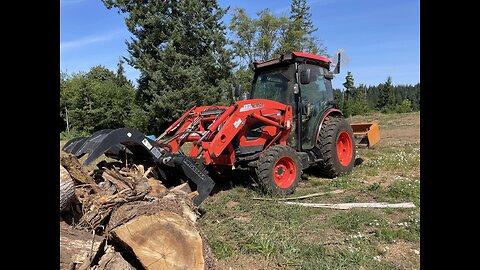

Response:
(111, 211), (204, 270)
(95, 246), (135, 270)
(147, 178), (168, 197)
(60, 222), (104, 269)
(108, 199), (195, 230)
(60, 151), (102, 193)
(169, 182), (192, 194)
(102, 169), (134, 190)
(143, 166), (155, 178)
(60, 165), (76, 212)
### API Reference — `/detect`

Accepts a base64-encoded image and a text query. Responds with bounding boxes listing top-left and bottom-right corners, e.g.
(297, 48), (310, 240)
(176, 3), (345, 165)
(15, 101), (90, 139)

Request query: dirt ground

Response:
(352, 112), (420, 145)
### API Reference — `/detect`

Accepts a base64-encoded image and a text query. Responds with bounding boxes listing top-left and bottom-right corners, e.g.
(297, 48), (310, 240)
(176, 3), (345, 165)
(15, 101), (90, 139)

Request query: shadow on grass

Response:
(303, 157), (364, 178)
(206, 168), (259, 196)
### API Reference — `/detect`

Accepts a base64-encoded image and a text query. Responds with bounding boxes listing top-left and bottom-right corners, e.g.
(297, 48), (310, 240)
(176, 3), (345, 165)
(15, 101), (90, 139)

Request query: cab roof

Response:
(252, 52), (332, 70)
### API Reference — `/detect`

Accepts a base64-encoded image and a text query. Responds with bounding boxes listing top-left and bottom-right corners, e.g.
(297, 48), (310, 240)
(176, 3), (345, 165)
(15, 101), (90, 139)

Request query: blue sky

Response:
(60, 0), (419, 89)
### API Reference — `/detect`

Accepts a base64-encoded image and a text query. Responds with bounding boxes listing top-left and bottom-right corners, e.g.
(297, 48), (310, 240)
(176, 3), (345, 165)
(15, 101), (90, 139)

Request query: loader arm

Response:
(161, 99), (293, 166)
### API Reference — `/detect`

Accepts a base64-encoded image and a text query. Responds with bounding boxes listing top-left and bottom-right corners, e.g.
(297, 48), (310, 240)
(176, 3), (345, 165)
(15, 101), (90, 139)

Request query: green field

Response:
(198, 112), (420, 270)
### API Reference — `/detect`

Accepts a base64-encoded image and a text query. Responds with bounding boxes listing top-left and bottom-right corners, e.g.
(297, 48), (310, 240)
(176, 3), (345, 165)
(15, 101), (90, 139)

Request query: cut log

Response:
(111, 211), (205, 270)
(107, 199), (195, 231)
(95, 246), (135, 270)
(60, 222), (104, 270)
(60, 165), (76, 212)
(147, 178), (168, 197)
(169, 182), (192, 194)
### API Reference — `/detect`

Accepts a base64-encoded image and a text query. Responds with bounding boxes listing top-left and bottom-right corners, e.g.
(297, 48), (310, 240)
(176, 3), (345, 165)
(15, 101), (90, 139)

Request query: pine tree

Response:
(343, 71), (354, 92)
(350, 85), (368, 115)
(102, 0), (234, 133)
(116, 58), (129, 87)
(377, 76), (394, 111)
(277, 0), (326, 55)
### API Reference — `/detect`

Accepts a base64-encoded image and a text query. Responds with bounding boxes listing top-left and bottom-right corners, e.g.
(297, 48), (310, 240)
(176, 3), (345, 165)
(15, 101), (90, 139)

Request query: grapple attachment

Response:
(62, 128), (215, 206)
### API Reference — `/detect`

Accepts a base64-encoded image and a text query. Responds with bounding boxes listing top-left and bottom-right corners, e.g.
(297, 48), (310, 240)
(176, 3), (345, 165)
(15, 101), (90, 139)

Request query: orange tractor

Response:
(63, 52), (379, 205)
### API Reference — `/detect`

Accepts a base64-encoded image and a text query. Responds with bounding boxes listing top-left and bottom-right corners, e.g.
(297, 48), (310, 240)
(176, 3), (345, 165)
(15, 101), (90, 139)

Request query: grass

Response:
(198, 112), (420, 269)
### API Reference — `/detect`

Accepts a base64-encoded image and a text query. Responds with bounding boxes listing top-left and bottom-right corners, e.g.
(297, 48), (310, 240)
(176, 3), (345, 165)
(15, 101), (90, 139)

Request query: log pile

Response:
(59, 151), (215, 270)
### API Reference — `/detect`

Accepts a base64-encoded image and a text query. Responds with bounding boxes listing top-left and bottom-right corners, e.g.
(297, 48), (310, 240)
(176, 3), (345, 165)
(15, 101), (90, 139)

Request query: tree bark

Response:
(60, 222), (104, 270)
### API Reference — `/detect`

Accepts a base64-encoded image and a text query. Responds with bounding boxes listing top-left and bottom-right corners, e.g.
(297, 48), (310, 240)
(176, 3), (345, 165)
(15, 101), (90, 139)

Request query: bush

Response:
(395, 99), (412, 113)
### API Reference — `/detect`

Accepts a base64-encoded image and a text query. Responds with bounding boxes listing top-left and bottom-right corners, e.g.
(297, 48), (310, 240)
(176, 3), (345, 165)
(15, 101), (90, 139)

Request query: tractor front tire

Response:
(256, 144), (301, 195)
(317, 116), (356, 177)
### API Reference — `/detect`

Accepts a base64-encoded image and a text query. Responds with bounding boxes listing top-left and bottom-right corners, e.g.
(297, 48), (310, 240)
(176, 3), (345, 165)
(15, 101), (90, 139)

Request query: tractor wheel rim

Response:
(273, 157), (296, 188)
(337, 131), (353, 166)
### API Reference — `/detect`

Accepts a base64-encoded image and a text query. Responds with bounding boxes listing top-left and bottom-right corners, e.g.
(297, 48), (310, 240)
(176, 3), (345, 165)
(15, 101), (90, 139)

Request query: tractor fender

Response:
(315, 108), (343, 144)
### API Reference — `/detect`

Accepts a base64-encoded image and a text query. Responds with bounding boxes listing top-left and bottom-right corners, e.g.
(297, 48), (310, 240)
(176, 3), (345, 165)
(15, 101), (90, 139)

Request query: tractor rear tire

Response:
(317, 116), (356, 177)
(256, 144), (301, 195)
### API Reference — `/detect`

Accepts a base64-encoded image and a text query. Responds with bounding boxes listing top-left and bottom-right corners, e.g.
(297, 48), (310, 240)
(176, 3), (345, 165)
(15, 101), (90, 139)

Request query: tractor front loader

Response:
(63, 52), (379, 206)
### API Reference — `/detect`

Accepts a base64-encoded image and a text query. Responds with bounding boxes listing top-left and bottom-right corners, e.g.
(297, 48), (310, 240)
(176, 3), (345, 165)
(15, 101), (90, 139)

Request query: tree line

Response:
(336, 72), (420, 117)
(60, 0), (419, 138)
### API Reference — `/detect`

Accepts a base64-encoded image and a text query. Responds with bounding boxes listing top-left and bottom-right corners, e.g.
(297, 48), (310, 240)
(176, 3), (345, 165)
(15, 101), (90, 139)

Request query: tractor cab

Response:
(250, 52), (337, 151)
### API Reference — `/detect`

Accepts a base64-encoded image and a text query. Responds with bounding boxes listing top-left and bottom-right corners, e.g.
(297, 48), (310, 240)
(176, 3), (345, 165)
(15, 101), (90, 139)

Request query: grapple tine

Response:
(62, 137), (87, 156)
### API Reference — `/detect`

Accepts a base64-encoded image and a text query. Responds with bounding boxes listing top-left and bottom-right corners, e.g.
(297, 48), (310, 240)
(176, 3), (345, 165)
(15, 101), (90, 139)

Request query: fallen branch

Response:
(281, 202), (416, 210)
(143, 166), (155, 178)
(60, 151), (102, 193)
(253, 189), (344, 201)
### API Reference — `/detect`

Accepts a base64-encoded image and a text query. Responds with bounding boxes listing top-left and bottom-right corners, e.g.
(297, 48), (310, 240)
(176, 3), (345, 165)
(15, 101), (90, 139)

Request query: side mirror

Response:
(300, 69), (311, 84)
(234, 84), (241, 99)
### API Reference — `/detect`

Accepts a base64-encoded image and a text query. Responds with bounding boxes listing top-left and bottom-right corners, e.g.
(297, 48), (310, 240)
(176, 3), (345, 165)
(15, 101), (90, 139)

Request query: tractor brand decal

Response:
(233, 118), (242, 128)
(142, 138), (153, 150)
(150, 147), (162, 158)
(239, 103), (264, 112)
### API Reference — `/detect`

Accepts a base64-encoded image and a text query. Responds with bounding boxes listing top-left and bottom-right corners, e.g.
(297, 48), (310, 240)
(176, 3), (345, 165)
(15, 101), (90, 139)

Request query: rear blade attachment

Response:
(62, 128), (215, 206)
(351, 121), (380, 148)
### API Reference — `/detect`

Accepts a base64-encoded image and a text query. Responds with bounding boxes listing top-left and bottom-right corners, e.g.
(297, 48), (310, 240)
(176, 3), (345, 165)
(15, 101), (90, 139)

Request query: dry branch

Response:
(281, 202), (416, 209)
(60, 151), (102, 193)
(252, 189), (344, 201)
